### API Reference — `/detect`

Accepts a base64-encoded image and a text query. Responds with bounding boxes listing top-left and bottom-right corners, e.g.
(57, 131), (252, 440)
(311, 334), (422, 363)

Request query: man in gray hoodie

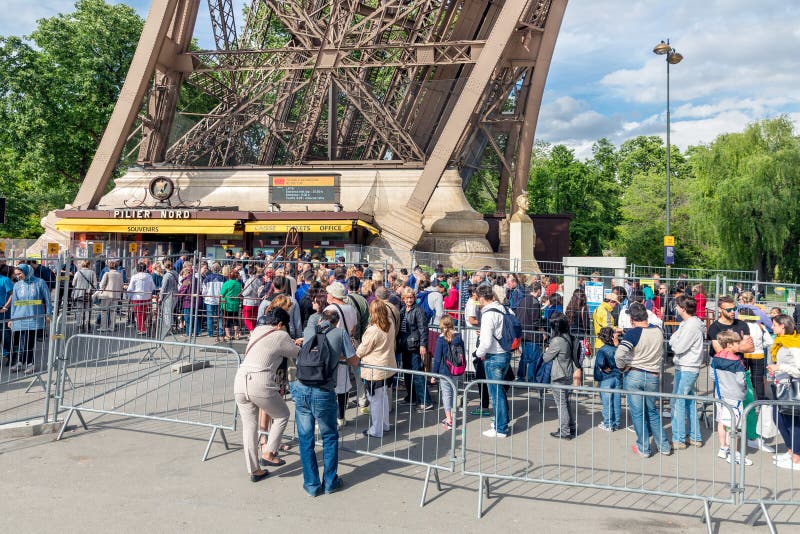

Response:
(668, 295), (706, 449)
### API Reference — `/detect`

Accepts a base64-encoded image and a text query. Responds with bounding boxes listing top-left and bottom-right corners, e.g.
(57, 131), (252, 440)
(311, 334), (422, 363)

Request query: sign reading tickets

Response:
(47, 243), (59, 255)
(269, 175), (339, 203)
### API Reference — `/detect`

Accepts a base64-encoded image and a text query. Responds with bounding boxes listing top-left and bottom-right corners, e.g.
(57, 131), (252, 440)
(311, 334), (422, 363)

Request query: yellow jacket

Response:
(592, 301), (615, 350)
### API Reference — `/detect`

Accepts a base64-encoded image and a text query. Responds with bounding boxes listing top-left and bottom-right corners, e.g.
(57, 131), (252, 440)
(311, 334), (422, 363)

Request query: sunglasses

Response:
(721, 307), (736, 312)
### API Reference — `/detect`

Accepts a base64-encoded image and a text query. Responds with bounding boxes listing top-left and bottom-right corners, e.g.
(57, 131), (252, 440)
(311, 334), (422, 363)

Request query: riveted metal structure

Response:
(68, 0), (567, 250)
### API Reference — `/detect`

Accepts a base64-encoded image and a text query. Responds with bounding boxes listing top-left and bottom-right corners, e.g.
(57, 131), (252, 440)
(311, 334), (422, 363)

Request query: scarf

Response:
(18, 264), (36, 285)
(771, 333), (800, 363)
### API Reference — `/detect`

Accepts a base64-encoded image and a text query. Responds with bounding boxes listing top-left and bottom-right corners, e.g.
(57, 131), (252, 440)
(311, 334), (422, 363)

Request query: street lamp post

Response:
(653, 39), (682, 275)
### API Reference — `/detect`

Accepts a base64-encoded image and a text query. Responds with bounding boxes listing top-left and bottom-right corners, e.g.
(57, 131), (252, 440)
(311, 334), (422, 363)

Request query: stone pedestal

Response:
(509, 217), (540, 273)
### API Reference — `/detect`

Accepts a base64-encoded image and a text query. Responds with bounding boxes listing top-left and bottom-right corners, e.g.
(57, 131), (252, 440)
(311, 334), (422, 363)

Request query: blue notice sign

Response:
(664, 246), (675, 265)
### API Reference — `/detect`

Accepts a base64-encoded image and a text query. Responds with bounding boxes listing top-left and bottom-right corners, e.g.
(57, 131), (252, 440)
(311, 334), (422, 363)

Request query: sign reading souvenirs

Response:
(269, 175), (339, 203)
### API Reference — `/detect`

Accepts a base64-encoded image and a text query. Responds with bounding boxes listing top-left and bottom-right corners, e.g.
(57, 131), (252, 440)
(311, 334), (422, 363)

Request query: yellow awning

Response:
(356, 220), (381, 236)
(245, 220), (354, 233)
(56, 218), (240, 235)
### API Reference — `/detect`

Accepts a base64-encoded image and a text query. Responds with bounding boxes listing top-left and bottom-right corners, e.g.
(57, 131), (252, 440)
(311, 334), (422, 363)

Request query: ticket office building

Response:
(55, 209), (379, 260)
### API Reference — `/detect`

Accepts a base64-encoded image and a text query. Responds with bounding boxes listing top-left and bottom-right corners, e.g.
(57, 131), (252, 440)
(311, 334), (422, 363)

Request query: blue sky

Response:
(4, 0), (799, 160)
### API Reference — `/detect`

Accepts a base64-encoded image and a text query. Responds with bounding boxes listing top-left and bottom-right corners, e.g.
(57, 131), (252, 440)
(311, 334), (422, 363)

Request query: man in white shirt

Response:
(475, 285), (511, 438)
(619, 291), (662, 330)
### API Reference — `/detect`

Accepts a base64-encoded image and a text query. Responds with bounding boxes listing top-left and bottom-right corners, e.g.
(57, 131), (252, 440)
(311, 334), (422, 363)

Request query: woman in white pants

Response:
(234, 307), (300, 481)
(356, 300), (397, 438)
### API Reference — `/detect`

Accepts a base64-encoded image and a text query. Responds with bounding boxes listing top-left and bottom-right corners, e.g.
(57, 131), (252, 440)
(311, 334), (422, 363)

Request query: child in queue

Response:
(711, 330), (752, 465)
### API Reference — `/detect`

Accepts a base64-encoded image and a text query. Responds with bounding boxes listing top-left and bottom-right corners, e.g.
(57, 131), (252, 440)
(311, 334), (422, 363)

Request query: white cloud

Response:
(536, 0), (800, 160)
(0, 0), (74, 37)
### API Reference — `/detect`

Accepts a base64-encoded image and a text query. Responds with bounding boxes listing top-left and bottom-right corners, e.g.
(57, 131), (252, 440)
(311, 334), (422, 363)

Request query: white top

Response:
(775, 346), (800, 378)
(476, 301), (511, 359)
(127, 272), (155, 301)
(618, 308), (662, 330)
(324, 302), (358, 338)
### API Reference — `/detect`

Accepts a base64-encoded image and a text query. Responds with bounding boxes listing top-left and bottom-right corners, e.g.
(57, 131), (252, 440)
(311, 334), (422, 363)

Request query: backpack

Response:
(445, 338), (466, 376)
(295, 324), (335, 386)
(484, 305), (522, 351)
(418, 292), (436, 322)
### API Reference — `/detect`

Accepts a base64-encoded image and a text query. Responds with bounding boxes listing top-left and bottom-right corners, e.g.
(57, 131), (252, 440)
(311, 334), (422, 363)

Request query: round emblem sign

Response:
(149, 176), (175, 201)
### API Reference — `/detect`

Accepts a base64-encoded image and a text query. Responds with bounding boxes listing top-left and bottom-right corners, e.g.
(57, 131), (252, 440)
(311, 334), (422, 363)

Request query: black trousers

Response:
(13, 329), (39, 365)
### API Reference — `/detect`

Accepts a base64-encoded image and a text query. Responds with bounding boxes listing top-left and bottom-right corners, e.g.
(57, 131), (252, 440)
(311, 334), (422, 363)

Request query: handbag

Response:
(772, 375), (800, 416)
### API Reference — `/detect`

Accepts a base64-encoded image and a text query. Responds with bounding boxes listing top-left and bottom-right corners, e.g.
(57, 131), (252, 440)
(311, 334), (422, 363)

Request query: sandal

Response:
(279, 443), (291, 452)
(441, 419), (453, 430)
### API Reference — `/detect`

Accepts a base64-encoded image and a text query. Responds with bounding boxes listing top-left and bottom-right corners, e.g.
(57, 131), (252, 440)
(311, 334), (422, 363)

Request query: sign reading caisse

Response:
(269, 175), (340, 203)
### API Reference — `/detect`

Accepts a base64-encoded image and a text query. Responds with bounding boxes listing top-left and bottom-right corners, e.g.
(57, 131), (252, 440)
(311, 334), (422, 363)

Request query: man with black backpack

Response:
(475, 285), (518, 438)
(293, 308), (358, 497)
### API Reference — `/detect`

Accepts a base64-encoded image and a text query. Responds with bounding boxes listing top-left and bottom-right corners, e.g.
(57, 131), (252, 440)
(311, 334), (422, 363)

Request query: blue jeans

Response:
(518, 341), (542, 382)
(625, 370), (670, 454)
(410, 351), (431, 405)
(290, 382), (340, 496)
(598, 374), (622, 428)
(205, 304), (222, 337)
(183, 308), (201, 335)
(671, 369), (701, 443)
(484, 353), (511, 434)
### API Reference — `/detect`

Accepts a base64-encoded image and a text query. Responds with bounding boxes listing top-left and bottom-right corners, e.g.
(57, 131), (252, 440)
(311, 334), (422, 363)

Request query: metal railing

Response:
(460, 379), (742, 531)
(738, 400), (800, 534)
(55, 334), (241, 461)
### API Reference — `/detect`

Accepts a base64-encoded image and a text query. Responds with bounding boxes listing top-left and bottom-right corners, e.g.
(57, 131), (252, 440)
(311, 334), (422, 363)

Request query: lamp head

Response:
(653, 41), (671, 55)
(668, 52), (683, 65)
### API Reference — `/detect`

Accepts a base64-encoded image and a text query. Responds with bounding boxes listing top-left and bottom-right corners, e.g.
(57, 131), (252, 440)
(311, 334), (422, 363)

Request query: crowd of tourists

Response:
(10, 248), (800, 491)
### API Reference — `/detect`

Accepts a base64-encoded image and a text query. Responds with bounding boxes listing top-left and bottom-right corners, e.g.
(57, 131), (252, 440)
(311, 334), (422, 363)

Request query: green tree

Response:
(690, 116), (800, 280)
(0, 0), (143, 236)
(527, 144), (621, 255)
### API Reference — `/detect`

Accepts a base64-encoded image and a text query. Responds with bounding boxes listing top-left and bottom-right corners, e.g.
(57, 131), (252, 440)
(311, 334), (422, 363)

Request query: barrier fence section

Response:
(460, 379), (741, 531)
(55, 334), (241, 461)
(0, 254), (67, 426)
(272, 364), (459, 507)
(336, 364), (459, 507)
(738, 400), (800, 534)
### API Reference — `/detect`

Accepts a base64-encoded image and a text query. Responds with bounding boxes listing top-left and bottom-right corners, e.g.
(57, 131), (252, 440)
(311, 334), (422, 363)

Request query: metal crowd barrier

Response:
(338, 364), (459, 507)
(0, 313), (56, 425)
(738, 400), (800, 534)
(270, 364), (458, 507)
(55, 334), (241, 461)
(460, 379), (743, 532)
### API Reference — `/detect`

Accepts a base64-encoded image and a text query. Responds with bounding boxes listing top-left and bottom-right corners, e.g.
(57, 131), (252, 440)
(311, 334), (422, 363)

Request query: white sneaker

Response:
(626, 425), (637, 433)
(747, 438), (776, 453)
(773, 452), (791, 462)
(717, 447), (730, 459)
(775, 457), (800, 471)
(482, 428), (507, 438)
(337, 418), (346, 429)
(597, 422), (613, 432)
(726, 450), (753, 466)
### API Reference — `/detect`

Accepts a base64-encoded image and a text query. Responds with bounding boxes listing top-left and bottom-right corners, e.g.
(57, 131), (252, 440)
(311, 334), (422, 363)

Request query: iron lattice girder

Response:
(187, 41), (484, 72)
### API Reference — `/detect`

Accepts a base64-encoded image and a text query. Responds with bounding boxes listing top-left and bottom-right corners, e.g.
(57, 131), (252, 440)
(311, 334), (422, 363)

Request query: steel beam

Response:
(405, 0), (530, 214)
(513, 0), (567, 201)
(72, 0), (181, 209)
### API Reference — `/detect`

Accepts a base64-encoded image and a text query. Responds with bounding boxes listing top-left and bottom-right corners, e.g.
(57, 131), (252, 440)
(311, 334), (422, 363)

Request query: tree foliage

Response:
(690, 116), (800, 279)
(0, 0), (142, 236)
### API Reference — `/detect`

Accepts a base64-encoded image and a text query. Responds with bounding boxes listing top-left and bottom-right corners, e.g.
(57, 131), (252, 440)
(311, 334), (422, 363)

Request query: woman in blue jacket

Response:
(594, 326), (622, 431)
(9, 264), (52, 374)
(431, 315), (464, 430)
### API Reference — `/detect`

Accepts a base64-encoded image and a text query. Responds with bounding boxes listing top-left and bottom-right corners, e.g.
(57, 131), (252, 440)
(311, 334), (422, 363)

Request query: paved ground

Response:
(2, 401), (798, 533)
